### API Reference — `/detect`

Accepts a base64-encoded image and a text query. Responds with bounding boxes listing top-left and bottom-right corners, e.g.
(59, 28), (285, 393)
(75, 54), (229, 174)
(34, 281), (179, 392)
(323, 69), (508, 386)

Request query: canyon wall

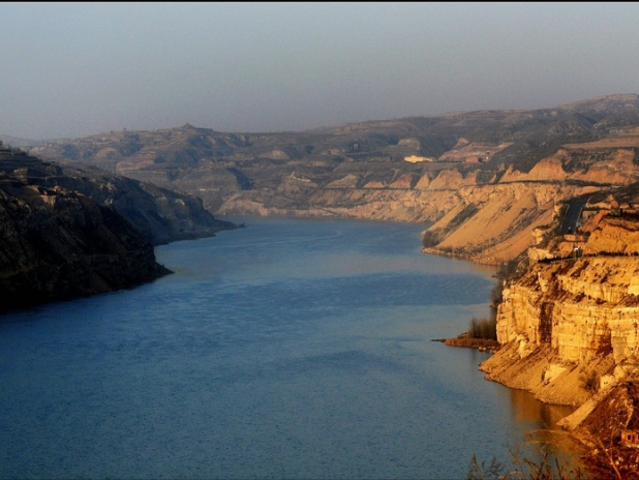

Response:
(213, 145), (639, 265)
(480, 213), (639, 445)
(0, 163), (170, 311)
(20, 94), (639, 458)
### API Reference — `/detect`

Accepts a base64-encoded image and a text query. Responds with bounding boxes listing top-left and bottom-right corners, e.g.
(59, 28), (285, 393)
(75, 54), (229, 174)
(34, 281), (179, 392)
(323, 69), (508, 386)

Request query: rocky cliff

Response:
(420, 139), (639, 265)
(0, 147), (236, 310)
(35, 158), (238, 246)
(479, 198), (639, 453)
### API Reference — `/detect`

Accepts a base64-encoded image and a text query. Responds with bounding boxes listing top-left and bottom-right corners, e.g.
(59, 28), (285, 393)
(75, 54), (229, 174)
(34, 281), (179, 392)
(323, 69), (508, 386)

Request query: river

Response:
(0, 217), (581, 479)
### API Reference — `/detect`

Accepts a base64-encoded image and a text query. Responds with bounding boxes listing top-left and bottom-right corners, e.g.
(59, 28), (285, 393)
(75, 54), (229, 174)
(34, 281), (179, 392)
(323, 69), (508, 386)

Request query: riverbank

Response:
(433, 336), (501, 353)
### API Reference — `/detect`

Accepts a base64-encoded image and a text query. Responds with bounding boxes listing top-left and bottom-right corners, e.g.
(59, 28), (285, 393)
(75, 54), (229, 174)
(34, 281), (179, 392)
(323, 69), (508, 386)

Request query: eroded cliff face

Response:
(419, 142), (639, 265)
(422, 182), (587, 265)
(33, 160), (237, 246)
(28, 95), (639, 265)
(215, 145), (638, 265)
(480, 213), (639, 445)
(210, 141), (639, 266)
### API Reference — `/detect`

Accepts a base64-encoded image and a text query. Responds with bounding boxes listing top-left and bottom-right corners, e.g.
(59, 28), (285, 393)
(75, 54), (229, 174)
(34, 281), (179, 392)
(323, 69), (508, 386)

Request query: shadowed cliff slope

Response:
(0, 147), (236, 310)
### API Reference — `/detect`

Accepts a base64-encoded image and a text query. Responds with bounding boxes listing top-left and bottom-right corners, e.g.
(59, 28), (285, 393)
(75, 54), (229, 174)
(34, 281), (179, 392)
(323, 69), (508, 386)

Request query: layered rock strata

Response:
(28, 95), (639, 265)
(479, 214), (639, 445)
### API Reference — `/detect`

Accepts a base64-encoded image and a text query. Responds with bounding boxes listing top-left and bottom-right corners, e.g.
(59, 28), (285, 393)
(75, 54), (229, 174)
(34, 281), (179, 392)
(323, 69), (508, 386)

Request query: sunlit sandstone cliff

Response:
(479, 207), (639, 446)
(216, 142), (639, 265)
(420, 144), (639, 264)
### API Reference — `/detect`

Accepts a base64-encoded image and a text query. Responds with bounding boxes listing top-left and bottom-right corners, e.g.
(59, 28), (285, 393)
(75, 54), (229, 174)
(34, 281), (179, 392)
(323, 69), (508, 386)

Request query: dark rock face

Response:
(0, 148), (235, 311)
(0, 176), (168, 311)
(13, 156), (238, 246)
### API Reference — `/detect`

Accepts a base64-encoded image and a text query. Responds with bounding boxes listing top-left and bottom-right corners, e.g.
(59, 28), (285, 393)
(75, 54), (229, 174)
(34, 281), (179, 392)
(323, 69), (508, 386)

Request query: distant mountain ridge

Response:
(558, 93), (639, 113)
(0, 135), (41, 148)
(26, 93), (639, 265)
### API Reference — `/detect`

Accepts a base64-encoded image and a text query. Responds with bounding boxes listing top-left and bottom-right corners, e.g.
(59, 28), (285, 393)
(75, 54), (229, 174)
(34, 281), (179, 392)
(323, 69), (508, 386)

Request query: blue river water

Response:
(0, 217), (580, 479)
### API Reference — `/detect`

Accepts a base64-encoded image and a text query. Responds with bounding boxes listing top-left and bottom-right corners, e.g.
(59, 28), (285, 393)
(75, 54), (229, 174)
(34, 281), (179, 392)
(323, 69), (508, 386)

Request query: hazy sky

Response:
(2, 2), (639, 140)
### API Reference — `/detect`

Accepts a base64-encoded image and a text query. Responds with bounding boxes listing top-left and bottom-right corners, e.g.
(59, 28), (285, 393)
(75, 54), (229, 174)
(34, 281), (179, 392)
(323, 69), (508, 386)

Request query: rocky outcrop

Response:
(481, 253), (639, 398)
(479, 211), (639, 450)
(28, 161), (236, 246)
(1, 151), (237, 246)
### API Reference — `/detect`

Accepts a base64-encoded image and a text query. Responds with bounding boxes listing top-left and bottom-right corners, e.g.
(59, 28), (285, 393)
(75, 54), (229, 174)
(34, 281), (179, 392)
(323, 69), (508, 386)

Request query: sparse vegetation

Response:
(444, 336), (500, 351)
(596, 328), (613, 355)
(469, 424), (639, 480)
(467, 451), (588, 480)
(468, 316), (497, 340)
(490, 256), (526, 315)
(422, 229), (444, 248)
(580, 436), (639, 480)
(467, 455), (505, 480)
(579, 369), (600, 393)
(447, 203), (480, 230)
(496, 256), (526, 281)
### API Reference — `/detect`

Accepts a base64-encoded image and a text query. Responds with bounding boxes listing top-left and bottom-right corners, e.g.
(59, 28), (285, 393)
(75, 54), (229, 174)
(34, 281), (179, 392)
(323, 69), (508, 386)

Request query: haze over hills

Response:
(0, 134), (41, 148)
